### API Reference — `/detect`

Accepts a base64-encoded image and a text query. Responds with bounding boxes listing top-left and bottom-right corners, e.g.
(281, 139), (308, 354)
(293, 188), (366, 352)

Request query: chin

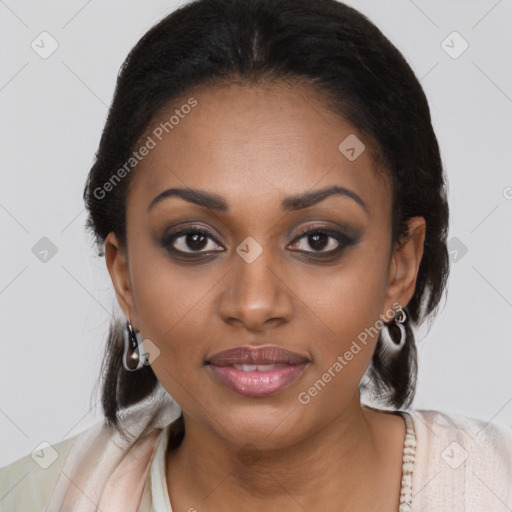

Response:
(210, 400), (307, 449)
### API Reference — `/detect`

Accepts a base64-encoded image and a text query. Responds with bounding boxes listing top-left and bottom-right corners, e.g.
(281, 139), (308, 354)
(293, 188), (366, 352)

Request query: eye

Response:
(160, 224), (358, 259)
(288, 227), (356, 255)
(161, 226), (224, 255)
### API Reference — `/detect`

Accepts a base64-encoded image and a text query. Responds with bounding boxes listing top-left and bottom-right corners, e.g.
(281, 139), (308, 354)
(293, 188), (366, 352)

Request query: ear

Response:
(384, 216), (426, 314)
(104, 232), (138, 328)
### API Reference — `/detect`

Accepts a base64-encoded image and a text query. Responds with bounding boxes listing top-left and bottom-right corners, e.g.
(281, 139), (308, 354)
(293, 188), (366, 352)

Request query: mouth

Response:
(205, 346), (310, 398)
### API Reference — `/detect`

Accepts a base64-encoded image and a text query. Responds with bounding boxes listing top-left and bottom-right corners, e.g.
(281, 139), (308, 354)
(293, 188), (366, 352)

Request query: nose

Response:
(218, 243), (294, 332)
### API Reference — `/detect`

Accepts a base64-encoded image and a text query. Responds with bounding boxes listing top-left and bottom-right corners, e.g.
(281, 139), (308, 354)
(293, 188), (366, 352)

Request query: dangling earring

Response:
(123, 320), (144, 371)
(380, 305), (407, 350)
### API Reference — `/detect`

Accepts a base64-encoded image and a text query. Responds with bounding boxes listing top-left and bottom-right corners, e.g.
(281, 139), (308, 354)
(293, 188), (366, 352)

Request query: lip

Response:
(206, 346), (310, 398)
(207, 346), (309, 366)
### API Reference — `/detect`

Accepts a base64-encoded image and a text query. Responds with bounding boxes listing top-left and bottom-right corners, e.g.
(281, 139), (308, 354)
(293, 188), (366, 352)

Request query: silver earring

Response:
(123, 321), (144, 371)
(381, 305), (407, 350)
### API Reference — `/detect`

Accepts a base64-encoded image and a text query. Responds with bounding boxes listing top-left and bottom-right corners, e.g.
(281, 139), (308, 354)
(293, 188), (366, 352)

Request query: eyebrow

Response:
(147, 185), (368, 214)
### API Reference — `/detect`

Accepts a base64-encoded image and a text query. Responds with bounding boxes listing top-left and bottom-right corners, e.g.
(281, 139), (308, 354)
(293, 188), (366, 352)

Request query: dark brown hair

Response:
(83, 0), (449, 431)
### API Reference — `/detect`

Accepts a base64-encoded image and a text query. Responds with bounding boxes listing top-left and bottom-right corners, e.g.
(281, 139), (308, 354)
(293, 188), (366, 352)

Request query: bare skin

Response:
(105, 81), (425, 511)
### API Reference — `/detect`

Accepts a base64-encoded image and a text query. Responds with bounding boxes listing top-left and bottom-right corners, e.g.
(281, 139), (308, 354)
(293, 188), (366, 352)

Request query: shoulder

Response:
(0, 432), (81, 510)
(405, 408), (512, 510)
(409, 408), (512, 460)
(0, 422), (113, 511)
(410, 407), (512, 436)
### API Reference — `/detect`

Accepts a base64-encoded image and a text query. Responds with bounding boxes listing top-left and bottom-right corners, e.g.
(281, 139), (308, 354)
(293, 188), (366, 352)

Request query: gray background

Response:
(1, 0), (511, 467)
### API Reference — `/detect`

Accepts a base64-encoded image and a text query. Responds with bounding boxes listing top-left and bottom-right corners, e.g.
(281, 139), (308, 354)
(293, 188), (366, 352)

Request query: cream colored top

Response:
(1, 405), (512, 511)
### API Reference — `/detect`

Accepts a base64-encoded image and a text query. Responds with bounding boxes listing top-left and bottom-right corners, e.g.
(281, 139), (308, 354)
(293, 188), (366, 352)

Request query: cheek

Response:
(293, 263), (389, 414)
(128, 245), (218, 365)
(130, 259), (215, 405)
(301, 238), (390, 371)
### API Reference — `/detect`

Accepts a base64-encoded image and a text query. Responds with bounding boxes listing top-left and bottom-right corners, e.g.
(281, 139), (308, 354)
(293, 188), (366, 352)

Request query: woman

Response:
(1, 0), (511, 510)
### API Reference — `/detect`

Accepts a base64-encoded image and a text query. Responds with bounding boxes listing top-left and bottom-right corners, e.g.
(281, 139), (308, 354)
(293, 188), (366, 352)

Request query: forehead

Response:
(127, 82), (390, 217)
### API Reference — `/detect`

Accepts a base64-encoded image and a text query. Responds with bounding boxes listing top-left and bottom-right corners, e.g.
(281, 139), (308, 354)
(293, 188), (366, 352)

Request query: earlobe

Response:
(385, 216), (426, 310)
(104, 232), (137, 325)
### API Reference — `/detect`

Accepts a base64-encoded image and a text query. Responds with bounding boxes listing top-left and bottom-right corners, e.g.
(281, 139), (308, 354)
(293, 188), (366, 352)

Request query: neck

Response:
(165, 397), (404, 511)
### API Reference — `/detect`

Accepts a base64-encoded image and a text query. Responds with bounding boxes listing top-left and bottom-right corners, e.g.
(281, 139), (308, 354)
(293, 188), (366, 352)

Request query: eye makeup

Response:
(156, 219), (362, 263)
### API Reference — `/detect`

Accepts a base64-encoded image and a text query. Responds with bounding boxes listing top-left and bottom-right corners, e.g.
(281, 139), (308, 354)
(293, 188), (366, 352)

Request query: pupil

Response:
(188, 233), (207, 250)
(309, 233), (327, 250)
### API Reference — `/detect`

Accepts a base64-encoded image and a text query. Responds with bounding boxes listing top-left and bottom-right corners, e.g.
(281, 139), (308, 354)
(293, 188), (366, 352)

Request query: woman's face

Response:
(106, 82), (425, 449)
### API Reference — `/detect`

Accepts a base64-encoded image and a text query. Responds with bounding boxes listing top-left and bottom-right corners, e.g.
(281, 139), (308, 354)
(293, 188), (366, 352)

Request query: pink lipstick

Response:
(206, 346), (310, 398)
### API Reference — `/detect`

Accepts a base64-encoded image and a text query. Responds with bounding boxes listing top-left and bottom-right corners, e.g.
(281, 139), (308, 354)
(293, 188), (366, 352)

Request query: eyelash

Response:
(160, 224), (357, 259)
